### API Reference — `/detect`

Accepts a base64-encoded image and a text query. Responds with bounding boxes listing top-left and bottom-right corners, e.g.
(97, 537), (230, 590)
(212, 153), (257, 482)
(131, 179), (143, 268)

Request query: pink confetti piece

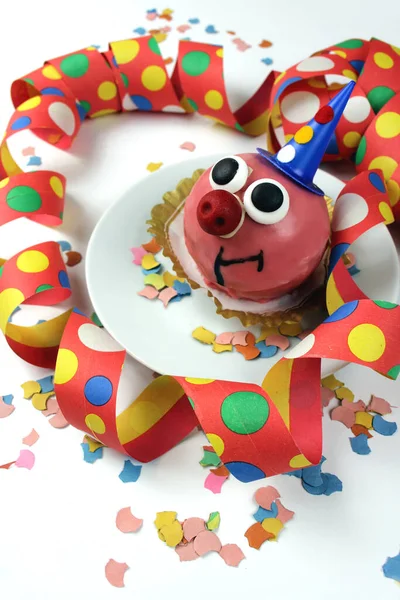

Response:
(265, 334), (289, 351)
(215, 332), (234, 345)
(180, 141), (196, 152)
(331, 406), (356, 428)
(297, 329), (313, 340)
(0, 398), (15, 419)
(232, 38), (251, 52)
(204, 472), (228, 494)
(105, 559), (129, 588)
(158, 287), (178, 307)
(49, 410), (69, 428)
(321, 386), (335, 407)
(138, 286), (159, 300)
(193, 530), (222, 556)
(130, 246), (147, 265)
(275, 499), (295, 524)
(15, 449), (35, 470)
(42, 397), (59, 416)
(231, 330), (250, 346)
(342, 399), (366, 413)
(22, 146), (35, 156)
(177, 24), (191, 33)
(22, 428), (39, 446)
(219, 544), (245, 567)
(175, 540), (199, 561)
(368, 395), (392, 415)
(254, 485), (280, 509)
(146, 12), (157, 20)
(116, 507), (143, 533)
(183, 517), (206, 541)
(160, 25), (171, 33)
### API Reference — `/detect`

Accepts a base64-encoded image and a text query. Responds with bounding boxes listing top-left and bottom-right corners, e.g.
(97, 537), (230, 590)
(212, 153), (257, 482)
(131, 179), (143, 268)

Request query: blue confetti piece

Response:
(91, 44), (101, 49)
(261, 57), (273, 65)
(173, 280), (191, 296)
(285, 469), (303, 478)
(323, 473), (343, 495)
(2, 394), (14, 405)
(147, 8), (157, 13)
(373, 415), (397, 436)
(205, 24), (218, 34)
(141, 264), (162, 276)
(253, 502), (278, 522)
(302, 463), (323, 487)
(181, 37), (191, 41)
(350, 433), (371, 455)
(81, 443), (103, 464)
(36, 375), (54, 393)
(169, 294), (183, 303)
(37, 319), (47, 325)
(302, 475), (329, 495)
(383, 553), (400, 582)
(188, 17), (200, 24)
(255, 342), (278, 358)
(58, 240), (72, 252)
(348, 265), (360, 276)
(27, 156), (42, 166)
(118, 459), (142, 483)
(133, 27), (147, 35)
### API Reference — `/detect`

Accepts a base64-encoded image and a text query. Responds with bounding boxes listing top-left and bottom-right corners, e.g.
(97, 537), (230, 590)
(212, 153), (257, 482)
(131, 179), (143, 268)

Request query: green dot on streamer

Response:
(374, 300), (397, 309)
(23, 77), (35, 85)
(235, 123), (245, 132)
(60, 54), (90, 78)
(355, 135), (367, 166)
(182, 51), (211, 76)
(0, 266), (3, 278)
(121, 73), (129, 88)
(148, 37), (161, 55)
(221, 391), (269, 434)
(188, 396), (195, 409)
(90, 312), (103, 328)
(36, 284), (54, 293)
(336, 39), (364, 49)
(6, 186), (42, 213)
(79, 100), (91, 113)
(387, 365), (400, 379)
(367, 86), (395, 114)
(59, 211), (64, 220)
(187, 98), (198, 111)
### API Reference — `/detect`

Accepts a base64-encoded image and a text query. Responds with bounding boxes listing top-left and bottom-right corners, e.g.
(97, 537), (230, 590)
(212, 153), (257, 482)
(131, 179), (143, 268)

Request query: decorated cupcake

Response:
(149, 81), (355, 325)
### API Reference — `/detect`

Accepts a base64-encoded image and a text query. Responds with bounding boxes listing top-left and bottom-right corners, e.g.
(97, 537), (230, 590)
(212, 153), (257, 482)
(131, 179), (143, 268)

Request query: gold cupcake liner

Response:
(148, 169), (333, 327)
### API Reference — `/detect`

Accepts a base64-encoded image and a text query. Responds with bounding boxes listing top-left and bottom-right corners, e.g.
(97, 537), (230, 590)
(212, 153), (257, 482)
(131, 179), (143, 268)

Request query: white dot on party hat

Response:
(296, 56), (335, 72)
(343, 96), (371, 123)
(48, 102), (76, 135)
(277, 145), (296, 163)
(280, 91), (320, 124)
(331, 193), (369, 232)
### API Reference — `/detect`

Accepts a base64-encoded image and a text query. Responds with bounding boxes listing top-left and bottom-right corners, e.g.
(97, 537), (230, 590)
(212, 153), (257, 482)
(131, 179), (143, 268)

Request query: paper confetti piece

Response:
(138, 286), (159, 300)
(254, 486), (280, 509)
(369, 395), (392, 415)
(205, 24), (218, 34)
(116, 507), (143, 533)
(373, 415), (397, 436)
(81, 443), (103, 464)
(302, 463), (323, 487)
(21, 381), (41, 399)
(188, 17), (199, 24)
(200, 449), (221, 467)
(15, 449), (35, 470)
(142, 238), (161, 254)
(49, 410), (69, 428)
(302, 473), (342, 495)
(235, 345), (260, 360)
(245, 523), (274, 549)
(175, 541), (199, 561)
(146, 162), (163, 172)
(382, 553), (400, 582)
(265, 334), (289, 350)
(253, 504), (278, 522)
(211, 465), (230, 477)
(335, 386), (355, 402)
(2, 394), (13, 405)
(36, 375), (54, 393)
(105, 559), (129, 588)
(27, 156), (42, 166)
(350, 434), (371, 455)
(58, 239), (72, 252)
(177, 24), (191, 33)
(193, 530), (221, 555)
(22, 429), (39, 446)
(118, 460), (142, 483)
(215, 332), (234, 345)
(142, 253), (160, 271)
(255, 341), (278, 358)
(331, 406), (356, 428)
(131, 245), (147, 265)
(142, 264), (162, 276)
(342, 399), (367, 412)
(261, 57), (273, 66)
(259, 39), (273, 48)
(143, 273), (166, 290)
(0, 461), (15, 470)
(351, 424), (373, 438)
(213, 342), (233, 353)
(65, 251), (82, 267)
(183, 517), (206, 541)
(231, 330), (250, 346)
(31, 391), (54, 411)
(22, 146), (35, 156)
(261, 518), (283, 540)
(42, 397), (59, 416)
(321, 374), (344, 390)
(173, 280), (191, 296)
(219, 544), (245, 567)
(160, 520), (184, 547)
(179, 141), (196, 152)
(133, 27), (147, 35)
(279, 321), (302, 336)
(192, 327), (216, 345)
(321, 386), (335, 407)
(158, 287), (178, 307)
(257, 325), (279, 342)
(83, 434), (104, 452)
(206, 511), (220, 531)
(275, 500), (295, 524)
(204, 472), (228, 494)
(355, 411), (373, 429)
(0, 397), (15, 418)
(232, 38), (251, 52)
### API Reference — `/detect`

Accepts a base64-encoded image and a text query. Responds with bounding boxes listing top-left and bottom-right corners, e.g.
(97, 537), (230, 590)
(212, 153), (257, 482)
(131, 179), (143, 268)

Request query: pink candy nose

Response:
(196, 190), (243, 237)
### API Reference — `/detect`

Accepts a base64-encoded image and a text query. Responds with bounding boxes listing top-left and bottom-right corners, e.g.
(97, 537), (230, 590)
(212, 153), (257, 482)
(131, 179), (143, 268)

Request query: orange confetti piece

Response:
(116, 507), (143, 533)
(65, 250), (82, 267)
(351, 424), (373, 438)
(105, 559), (129, 588)
(259, 39), (273, 48)
(245, 522), (274, 549)
(142, 238), (161, 254)
(210, 464), (230, 477)
(235, 345), (260, 360)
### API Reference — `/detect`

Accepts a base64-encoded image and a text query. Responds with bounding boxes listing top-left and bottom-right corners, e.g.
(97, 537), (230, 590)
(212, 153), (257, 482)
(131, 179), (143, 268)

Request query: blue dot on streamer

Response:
(350, 60), (364, 74)
(112, 56), (118, 68)
(75, 102), (88, 122)
(72, 307), (86, 316)
(11, 115), (31, 131)
(58, 270), (70, 288)
(40, 87), (65, 97)
(326, 132), (339, 155)
(328, 242), (350, 276)
(273, 76), (302, 103)
(130, 95), (153, 111)
(369, 171), (386, 192)
(84, 375), (113, 406)
(225, 461), (266, 483)
(324, 300), (359, 323)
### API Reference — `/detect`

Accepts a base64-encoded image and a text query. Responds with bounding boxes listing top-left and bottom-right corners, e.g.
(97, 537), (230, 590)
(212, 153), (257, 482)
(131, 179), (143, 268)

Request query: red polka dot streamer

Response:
(0, 36), (400, 482)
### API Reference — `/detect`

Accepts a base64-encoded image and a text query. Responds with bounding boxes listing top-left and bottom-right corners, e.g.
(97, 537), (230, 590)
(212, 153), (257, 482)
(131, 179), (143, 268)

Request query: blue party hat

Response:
(257, 80), (356, 195)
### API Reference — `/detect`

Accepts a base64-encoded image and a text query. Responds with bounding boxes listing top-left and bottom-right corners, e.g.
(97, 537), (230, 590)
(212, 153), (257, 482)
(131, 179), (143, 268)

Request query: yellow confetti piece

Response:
(213, 342), (233, 353)
(147, 162), (163, 172)
(83, 434), (104, 452)
(141, 253), (160, 271)
(159, 520), (183, 547)
(192, 327), (216, 345)
(321, 374), (344, 390)
(153, 33), (167, 43)
(143, 274), (166, 290)
(279, 321), (303, 337)
(154, 511), (177, 530)
(158, 529), (166, 542)
(261, 518), (284, 540)
(161, 7), (173, 14)
(21, 380), (41, 399)
(31, 391), (54, 411)
(355, 411), (373, 429)
(335, 386), (355, 402)
(256, 326), (279, 343)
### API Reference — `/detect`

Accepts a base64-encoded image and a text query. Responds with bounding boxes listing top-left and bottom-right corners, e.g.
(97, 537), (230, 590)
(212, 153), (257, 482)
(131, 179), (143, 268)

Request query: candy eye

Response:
(243, 179), (290, 225)
(209, 155), (249, 193)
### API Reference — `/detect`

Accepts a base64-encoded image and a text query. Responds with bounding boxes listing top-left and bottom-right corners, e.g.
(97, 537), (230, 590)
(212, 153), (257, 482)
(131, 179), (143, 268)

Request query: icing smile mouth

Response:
(214, 247), (264, 286)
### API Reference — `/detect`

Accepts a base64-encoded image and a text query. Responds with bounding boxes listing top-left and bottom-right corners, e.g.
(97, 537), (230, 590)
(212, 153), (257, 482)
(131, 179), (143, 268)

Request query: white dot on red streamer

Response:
(162, 105), (186, 113)
(280, 91), (320, 124)
(78, 323), (124, 352)
(343, 96), (371, 123)
(122, 94), (137, 110)
(331, 193), (369, 231)
(296, 56), (335, 72)
(285, 334), (316, 359)
(277, 145), (296, 163)
(48, 102), (76, 135)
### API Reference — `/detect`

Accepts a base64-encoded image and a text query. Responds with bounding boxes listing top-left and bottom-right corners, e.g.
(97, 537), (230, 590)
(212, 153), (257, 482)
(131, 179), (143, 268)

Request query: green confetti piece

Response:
(200, 450), (221, 468)
(206, 511), (220, 531)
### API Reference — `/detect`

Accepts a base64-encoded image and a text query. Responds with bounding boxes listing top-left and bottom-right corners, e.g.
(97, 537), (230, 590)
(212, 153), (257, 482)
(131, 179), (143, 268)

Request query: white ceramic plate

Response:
(86, 153), (400, 384)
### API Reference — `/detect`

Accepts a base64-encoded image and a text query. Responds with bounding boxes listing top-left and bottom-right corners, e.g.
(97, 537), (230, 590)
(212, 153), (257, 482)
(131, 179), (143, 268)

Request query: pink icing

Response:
(183, 153), (330, 301)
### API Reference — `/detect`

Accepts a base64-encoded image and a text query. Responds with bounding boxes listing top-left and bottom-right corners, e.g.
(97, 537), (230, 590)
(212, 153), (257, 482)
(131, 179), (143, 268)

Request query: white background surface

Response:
(1, 1), (400, 599)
